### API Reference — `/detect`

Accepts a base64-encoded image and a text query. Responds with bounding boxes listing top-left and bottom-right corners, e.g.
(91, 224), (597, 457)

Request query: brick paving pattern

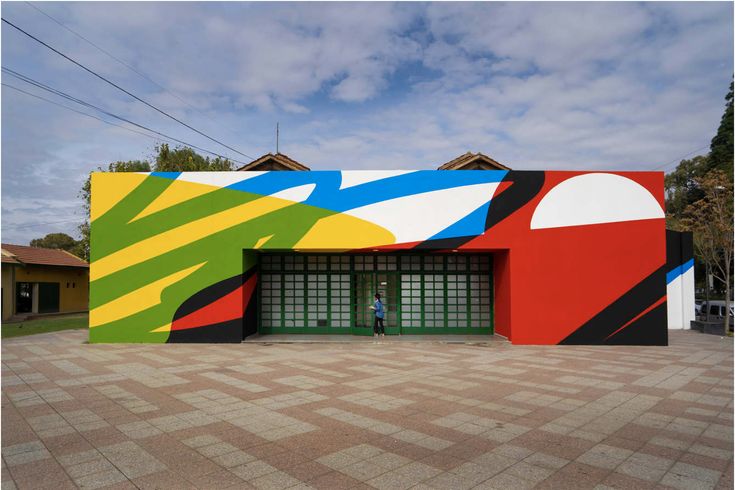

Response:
(1, 330), (732, 489)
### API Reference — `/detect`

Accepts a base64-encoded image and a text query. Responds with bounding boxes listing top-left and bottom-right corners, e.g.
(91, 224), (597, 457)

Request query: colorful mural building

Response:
(89, 152), (692, 345)
(2, 244), (89, 321)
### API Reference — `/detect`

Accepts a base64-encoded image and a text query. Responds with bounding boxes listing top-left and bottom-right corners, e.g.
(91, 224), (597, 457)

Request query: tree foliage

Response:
(664, 155), (708, 229)
(681, 170), (733, 333)
(664, 81), (733, 316)
(708, 80), (734, 177)
(155, 144), (234, 172)
(76, 146), (234, 260)
(29, 232), (84, 258)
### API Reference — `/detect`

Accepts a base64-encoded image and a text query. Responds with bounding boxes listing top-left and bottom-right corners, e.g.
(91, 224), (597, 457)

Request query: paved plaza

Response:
(1, 330), (732, 489)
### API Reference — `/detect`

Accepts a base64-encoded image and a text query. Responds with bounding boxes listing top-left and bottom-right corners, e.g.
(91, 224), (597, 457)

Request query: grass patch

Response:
(2, 314), (88, 339)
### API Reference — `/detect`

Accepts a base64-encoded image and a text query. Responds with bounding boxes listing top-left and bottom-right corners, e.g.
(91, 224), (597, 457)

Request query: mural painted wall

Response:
(90, 170), (667, 345)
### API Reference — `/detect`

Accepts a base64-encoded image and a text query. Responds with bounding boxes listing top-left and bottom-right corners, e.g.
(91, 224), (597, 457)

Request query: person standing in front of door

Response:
(370, 293), (385, 338)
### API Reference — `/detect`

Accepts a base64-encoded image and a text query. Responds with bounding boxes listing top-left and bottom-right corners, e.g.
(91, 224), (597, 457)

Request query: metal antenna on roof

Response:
(276, 122), (279, 154)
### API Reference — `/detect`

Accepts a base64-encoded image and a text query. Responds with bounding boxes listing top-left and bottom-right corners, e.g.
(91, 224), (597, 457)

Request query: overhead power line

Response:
(651, 145), (711, 171)
(23, 1), (250, 147)
(4, 218), (82, 230)
(4, 82), (170, 144)
(3, 68), (250, 164)
(2, 17), (256, 161)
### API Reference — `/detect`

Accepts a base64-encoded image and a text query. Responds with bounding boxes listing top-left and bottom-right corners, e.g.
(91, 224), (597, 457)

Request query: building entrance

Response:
(257, 253), (493, 335)
(354, 272), (400, 336)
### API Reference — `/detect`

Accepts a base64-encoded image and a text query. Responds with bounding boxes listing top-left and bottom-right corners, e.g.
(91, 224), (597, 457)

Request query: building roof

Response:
(437, 152), (510, 171)
(1, 249), (21, 264)
(237, 153), (310, 171)
(1, 244), (88, 268)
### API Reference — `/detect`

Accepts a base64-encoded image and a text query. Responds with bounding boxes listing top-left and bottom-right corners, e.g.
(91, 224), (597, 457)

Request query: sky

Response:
(1, 1), (733, 245)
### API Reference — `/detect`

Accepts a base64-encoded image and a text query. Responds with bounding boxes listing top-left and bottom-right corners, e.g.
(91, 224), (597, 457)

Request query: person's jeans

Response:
(373, 316), (385, 334)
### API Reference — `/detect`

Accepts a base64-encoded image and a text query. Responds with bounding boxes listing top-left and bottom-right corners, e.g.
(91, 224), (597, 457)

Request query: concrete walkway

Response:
(2, 330), (732, 489)
(244, 334), (505, 344)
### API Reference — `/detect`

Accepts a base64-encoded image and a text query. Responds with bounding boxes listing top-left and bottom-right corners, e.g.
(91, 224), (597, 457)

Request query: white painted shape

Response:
(175, 171), (265, 188)
(667, 267), (696, 330)
(270, 183), (316, 202)
(343, 182), (499, 244)
(339, 170), (418, 190)
(667, 275), (683, 329)
(682, 267), (696, 329)
(530, 173), (664, 230)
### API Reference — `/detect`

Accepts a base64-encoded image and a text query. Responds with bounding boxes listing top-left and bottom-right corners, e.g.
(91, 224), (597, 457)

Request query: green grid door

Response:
(257, 253), (492, 335)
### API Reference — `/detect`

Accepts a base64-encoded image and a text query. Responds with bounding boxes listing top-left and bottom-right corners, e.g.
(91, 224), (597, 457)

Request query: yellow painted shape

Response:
(254, 234), (274, 249)
(129, 179), (219, 223)
(294, 213), (395, 250)
(91, 195), (298, 281)
(91, 173), (148, 222)
(90, 262), (205, 328)
(150, 323), (171, 333)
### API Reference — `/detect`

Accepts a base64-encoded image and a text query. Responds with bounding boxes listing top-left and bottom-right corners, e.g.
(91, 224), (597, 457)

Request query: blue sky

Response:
(2, 1), (733, 244)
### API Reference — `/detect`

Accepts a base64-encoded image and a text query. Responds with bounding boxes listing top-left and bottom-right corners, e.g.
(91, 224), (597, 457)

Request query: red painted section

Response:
(511, 219), (664, 344)
(172, 274), (257, 331)
(493, 250), (512, 339)
(492, 180), (513, 197)
(461, 171), (667, 344)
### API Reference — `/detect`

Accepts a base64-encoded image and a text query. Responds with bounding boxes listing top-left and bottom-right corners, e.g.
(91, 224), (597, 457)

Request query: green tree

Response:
(154, 144), (234, 172)
(708, 80), (733, 178)
(681, 170), (734, 334)
(664, 155), (709, 229)
(30, 232), (82, 257)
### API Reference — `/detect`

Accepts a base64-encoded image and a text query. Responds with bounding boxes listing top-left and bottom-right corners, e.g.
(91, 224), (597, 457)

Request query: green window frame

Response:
(257, 253), (493, 335)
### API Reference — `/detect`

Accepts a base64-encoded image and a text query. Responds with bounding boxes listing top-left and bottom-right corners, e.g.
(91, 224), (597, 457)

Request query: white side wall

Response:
(667, 265), (695, 329)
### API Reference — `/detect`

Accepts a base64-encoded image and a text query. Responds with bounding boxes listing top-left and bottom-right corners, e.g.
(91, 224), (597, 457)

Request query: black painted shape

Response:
(666, 230), (681, 272)
(412, 235), (478, 251)
(484, 171), (545, 230)
(413, 171), (546, 251)
(666, 229), (695, 271)
(243, 289), (258, 340)
(168, 318), (242, 343)
(172, 270), (251, 321)
(606, 303), (668, 346)
(559, 265), (668, 345)
(167, 268), (258, 343)
(681, 231), (694, 262)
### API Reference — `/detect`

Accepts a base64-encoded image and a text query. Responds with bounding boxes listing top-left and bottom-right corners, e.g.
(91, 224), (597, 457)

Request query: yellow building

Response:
(1, 244), (89, 321)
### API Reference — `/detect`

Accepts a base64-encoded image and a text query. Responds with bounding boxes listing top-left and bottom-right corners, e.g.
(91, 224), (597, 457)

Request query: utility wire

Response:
(3, 82), (169, 144)
(3, 67), (250, 164)
(2, 17), (256, 161)
(651, 145), (711, 171)
(4, 68), (246, 163)
(4, 218), (83, 230)
(23, 1), (252, 149)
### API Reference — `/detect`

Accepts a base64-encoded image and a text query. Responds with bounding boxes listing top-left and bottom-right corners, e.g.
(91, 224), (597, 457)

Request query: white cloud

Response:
(1, 2), (732, 243)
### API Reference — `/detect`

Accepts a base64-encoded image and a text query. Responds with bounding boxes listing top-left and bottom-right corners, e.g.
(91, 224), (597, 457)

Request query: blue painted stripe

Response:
(224, 170), (508, 213)
(146, 170), (509, 220)
(666, 258), (694, 284)
(150, 171), (181, 179)
(429, 199), (492, 241)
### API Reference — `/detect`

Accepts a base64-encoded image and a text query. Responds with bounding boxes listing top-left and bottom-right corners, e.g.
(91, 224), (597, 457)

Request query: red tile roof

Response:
(1, 252), (21, 264)
(1, 244), (88, 268)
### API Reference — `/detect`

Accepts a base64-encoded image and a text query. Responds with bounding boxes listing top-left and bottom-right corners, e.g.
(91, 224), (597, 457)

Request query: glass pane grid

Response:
(259, 254), (492, 333)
